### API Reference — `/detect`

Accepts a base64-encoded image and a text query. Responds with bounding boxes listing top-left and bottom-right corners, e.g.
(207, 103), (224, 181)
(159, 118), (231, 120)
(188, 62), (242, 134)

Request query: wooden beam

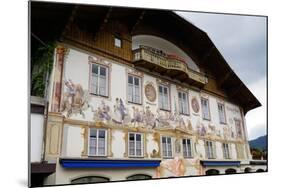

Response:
(219, 71), (232, 87)
(98, 7), (113, 32)
(227, 83), (243, 97)
(130, 10), (146, 34)
(201, 46), (215, 64)
(60, 5), (80, 41)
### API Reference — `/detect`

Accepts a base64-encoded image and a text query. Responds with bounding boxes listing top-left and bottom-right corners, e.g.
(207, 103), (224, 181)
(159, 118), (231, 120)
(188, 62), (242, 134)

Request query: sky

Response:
(176, 11), (267, 140)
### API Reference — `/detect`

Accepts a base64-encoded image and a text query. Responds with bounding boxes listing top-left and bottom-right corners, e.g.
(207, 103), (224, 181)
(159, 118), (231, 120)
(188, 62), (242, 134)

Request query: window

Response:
(128, 133), (143, 157)
(162, 136), (172, 158)
(182, 139), (193, 158)
(89, 128), (107, 156)
(114, 36), (122, 48)
(218, 103), (226, 124)
(127, 174), (152, 180)
(205, 141), (216, 159)
(90, 63), (108, 97)
(71, 176), (109, 184)
(128, 75), (141, 104)
(201, 98), (210, 120)
(222, 143), (231, 159)
(159, 85), (170, 110)
(178, 91), (189, 115)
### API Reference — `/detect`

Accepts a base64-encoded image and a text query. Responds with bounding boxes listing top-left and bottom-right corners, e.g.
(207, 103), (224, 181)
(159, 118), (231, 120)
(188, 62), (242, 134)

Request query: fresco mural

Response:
(61, 79), (91, 118)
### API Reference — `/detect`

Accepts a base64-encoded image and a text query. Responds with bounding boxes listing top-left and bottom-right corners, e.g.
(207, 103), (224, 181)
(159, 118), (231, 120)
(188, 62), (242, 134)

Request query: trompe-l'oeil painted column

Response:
(50, 46), (66, 112)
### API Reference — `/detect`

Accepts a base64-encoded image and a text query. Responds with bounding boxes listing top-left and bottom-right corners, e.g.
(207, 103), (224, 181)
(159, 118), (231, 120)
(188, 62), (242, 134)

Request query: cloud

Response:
(176, 11), (267, 139)
(245, 76), (267, 140)
(176, 11), (267, 85)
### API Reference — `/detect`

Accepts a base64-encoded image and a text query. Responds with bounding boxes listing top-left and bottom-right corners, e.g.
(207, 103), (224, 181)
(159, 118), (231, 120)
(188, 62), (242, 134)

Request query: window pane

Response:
(134, 77), (139, 86)
(159, 86), (163, 93)
(136, 134), (141, 141)
(162, 137), (166, 143)
(90, 129), (97, 138)
(129, 133), (135, 141)
(92, 64), (99, 74)
(128, 75), (133, 84)
(98, 130), (105, 138)
(100, 66), (106, 76)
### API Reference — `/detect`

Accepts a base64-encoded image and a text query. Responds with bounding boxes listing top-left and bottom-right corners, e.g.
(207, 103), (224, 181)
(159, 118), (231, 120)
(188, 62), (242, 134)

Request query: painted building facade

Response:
(31, 3), (267, 186)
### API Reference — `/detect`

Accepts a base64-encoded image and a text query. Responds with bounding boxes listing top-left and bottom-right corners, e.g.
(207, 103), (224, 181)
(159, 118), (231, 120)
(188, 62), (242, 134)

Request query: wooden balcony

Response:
(132, 46), (208, 87)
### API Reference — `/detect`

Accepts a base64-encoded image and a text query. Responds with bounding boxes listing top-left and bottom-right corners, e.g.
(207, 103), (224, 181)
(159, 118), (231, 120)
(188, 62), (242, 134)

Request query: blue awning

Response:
(200, 160), (241, 167)
(60, 158), (161, 169)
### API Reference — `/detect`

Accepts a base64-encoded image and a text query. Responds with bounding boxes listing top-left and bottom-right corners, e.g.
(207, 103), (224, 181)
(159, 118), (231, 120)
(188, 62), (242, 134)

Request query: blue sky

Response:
(176, 11), (267, 140)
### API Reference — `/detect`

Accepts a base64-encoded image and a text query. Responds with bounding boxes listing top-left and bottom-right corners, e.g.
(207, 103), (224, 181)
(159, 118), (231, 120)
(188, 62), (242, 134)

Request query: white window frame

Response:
(218, 103), (227, 124)
(88, 128), (108, 157)
(182, 138), (193, 158)
(127, 74), (142, 104)
(90, 63), (109, 97)
(205, 141), (216, 159)
(201, 97), (211, 120)
(222, 143), (231, 159)
(161, 136), (173, 158)
(128, 132), (144, 157)
(178, 91), (189, 115)
(158, 84), (170, 111)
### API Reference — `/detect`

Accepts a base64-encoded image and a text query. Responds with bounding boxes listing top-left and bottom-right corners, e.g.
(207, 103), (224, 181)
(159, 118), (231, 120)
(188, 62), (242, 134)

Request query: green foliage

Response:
(251, 148), (267, 160)
(31, 43), (56, 97)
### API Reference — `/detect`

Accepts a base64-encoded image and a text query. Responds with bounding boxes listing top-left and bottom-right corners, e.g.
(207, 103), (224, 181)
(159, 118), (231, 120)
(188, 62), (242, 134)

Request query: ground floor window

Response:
(205, 169), (219, 175)
(225, 168), (237, 174)
(127, 174), (152, 180)
(71, 176), (110, 184)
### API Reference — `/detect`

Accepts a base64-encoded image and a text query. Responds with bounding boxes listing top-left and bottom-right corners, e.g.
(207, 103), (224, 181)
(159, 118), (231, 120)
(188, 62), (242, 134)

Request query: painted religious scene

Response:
(30, 2), (267, 187)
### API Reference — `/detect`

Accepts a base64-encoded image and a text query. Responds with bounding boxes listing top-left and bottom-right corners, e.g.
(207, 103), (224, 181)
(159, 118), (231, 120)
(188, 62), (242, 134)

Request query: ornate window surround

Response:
(201, 97), (211, 121)
(217, 101), (227, 125)
(157, 79), (171, 112)
(125, 68), (144, 105)
(88, 55), (112, 100)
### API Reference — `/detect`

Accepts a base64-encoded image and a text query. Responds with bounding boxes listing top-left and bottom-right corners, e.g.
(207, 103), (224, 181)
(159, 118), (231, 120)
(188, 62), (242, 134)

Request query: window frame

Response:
(158, 84), (171, 111)
(222, 143), (231, 159)
(182, 138), (193, 158)
(127, 74), (142, 105)
(205, 140), (216, 159)
(89, 62), (109, 97)
(178, 91), (190, 116)
(128, 132), (144, 158)
(201, 97), (211, 121)
(88, 128), (108, 157)
(161, 136), (173, 158)
(218, 102), (227, 124)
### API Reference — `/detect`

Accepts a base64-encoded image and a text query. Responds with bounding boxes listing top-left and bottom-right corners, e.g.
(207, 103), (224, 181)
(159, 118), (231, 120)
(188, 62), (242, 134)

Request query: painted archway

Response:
(132, 35), (200, 72)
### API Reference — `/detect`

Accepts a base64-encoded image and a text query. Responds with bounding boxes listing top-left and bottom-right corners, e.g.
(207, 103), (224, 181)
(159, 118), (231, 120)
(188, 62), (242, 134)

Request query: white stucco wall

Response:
(30, 113), (44, 162)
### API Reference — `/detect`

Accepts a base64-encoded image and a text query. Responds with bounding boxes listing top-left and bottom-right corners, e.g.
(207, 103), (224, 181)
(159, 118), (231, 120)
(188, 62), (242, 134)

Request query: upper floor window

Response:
(222, 143), (231, 159)
(89, 128), (107, 156)
(114, 36), (122, 48)
(128, 132), (143, 157)
(218, 103), (226, 124)
(128, 75), (141, 104)
(90, 63), (108, 97)
(162, 136), (172, 158)
(158, 85), (170, 111)
(178, 91), (189, 115)
(182, 138), (193, 158)
(205, 140), (216, 159)
(201, 98), (210, 120)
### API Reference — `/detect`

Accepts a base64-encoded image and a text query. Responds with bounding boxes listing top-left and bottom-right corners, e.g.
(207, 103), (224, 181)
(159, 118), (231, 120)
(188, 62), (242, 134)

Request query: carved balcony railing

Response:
(132, 46), (208, 87)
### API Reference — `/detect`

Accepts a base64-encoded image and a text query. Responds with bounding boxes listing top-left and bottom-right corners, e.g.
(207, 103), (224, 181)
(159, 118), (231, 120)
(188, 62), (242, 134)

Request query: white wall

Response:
(60, 46), (248, 162)
(30, 113), (44, 162)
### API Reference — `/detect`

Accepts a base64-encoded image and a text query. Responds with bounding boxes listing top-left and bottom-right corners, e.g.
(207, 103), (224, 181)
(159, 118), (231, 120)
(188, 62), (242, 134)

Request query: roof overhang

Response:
(31, 2), (262, 113)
